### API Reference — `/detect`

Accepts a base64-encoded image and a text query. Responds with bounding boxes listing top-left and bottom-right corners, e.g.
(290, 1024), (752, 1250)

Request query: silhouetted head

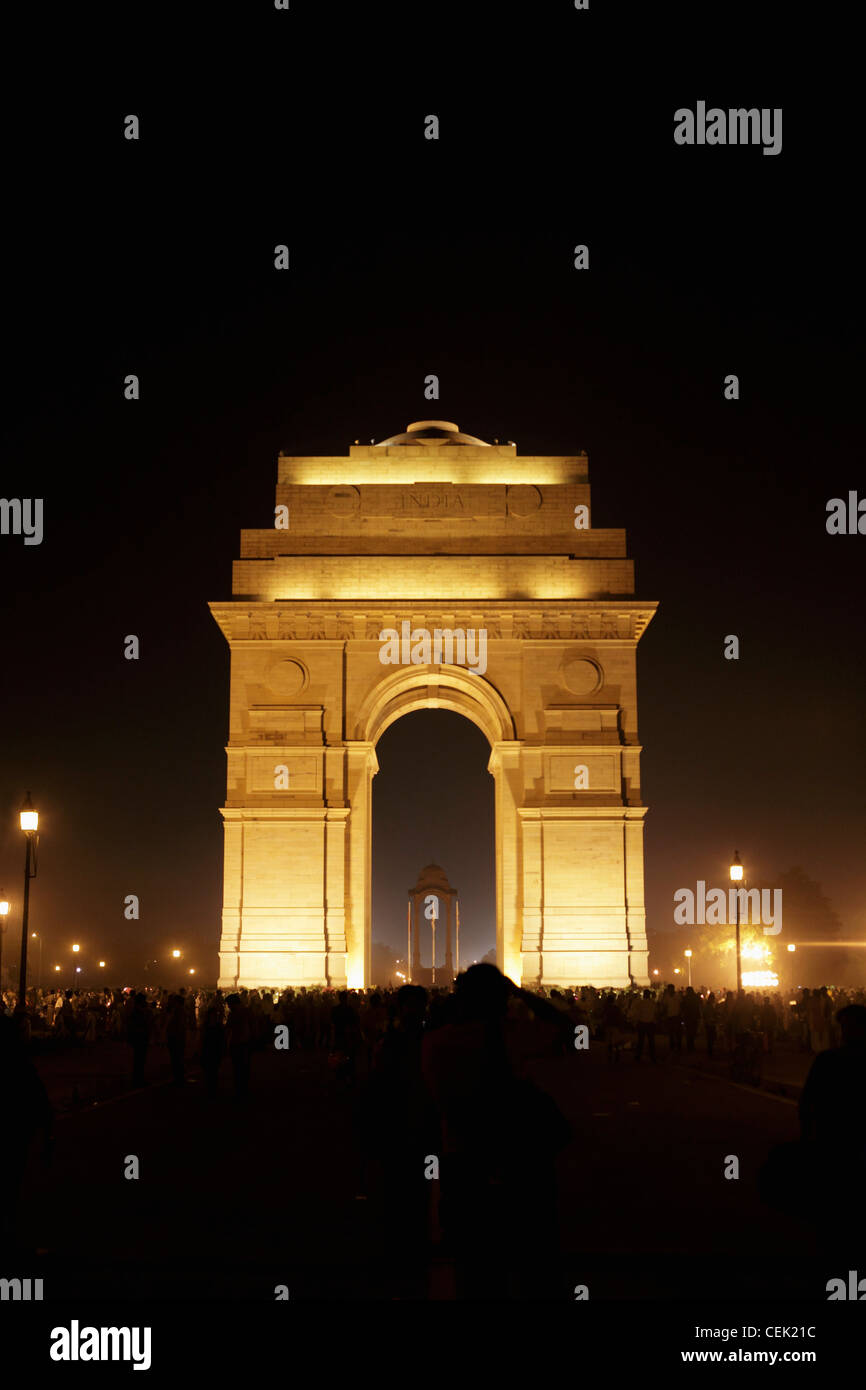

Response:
(836, 1005), (866, 1045)
(643, 989), (652, 1000)
(453, 963), (512, 1022)
(396, 984), (427, 1027)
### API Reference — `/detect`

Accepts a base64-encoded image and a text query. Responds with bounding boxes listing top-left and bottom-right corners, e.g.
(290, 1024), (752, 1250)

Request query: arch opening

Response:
(371, 709), (495, 986)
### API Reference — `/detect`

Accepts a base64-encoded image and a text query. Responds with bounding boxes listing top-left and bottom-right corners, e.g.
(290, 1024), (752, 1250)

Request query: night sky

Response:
(1, 9), (861, 985)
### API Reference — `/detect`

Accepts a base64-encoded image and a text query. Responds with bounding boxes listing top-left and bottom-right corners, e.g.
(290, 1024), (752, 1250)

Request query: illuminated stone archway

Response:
(210, 421), (656, 990)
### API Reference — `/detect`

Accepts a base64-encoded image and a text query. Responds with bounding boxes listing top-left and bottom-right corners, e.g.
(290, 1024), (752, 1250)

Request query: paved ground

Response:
(13, 1035), (845, 1301)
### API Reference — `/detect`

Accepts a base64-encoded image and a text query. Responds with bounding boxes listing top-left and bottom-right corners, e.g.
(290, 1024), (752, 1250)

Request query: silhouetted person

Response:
(662, 984), (682, 1053)
(681, 987), (700, 1052)
(422, 964), (570, 1299)
(0, 1015), (53, 1254)
(331, 991), (362, 1088)
(760, 1005), (866, 1243)
(165, 993), (186, 1085)
(127, 993), (151, 1088)
(799, 1004), (866, 1152)
(361, 985), (437, 1297)
(226, 994), (252, 1099)
(634, 989), (657, 1062)
(703, 992), (719, 1057)
(602, 992), (627, 1062)
(200, 1004), (226, 1097)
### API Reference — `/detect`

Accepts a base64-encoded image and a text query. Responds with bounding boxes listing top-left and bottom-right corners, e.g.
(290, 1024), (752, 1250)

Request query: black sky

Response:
(0, 7), (861, 983)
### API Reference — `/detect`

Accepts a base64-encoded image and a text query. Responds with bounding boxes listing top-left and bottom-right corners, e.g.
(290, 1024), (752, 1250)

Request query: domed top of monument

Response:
(410, 862), (457, 894)
(374, 420), (491, 447)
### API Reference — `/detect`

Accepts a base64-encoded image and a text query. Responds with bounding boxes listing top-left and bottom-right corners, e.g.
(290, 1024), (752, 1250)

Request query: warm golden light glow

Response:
(99, 961), (106, 968)
(742, 969), (778, 988)
(730, 853), (743, 882)
(188, 968), (195, 974)
(20, 808), (38, 832)
(0, 899), (9, 916)
(72, 943), (80, 953)
(787, 943), (796, 953)
(54, 965), (60, 972)
(172, 949), (181, 958)
(684, 949), (692, 958)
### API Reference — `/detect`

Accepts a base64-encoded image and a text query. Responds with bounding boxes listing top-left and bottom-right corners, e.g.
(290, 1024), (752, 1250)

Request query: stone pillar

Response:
(444, 893), (454, 978)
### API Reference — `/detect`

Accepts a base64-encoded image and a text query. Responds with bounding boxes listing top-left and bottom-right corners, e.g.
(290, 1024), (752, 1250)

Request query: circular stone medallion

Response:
(267, 658), (308, 698)
(506, 484), (542, 517)
(561, 655), (603, 696)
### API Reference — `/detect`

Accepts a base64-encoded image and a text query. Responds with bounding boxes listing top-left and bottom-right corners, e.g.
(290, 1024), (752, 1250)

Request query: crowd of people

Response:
(1, 978), (862, 1071)
(3, 968), (865, 1291)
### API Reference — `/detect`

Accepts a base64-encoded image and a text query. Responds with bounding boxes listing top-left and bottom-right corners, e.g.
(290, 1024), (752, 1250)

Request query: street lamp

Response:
(72, 942), (80, 989)
(730, 851), (744, 993)
(16, 793), (39, 1014)
(171, 949), (181, 959)
(684, 949), (693, 987)
(787, 942), (796, 990)
(0, 895), (9, 993)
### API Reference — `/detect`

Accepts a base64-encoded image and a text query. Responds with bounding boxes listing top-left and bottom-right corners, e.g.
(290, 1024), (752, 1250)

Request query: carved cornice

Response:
(209, 601), (657, 643)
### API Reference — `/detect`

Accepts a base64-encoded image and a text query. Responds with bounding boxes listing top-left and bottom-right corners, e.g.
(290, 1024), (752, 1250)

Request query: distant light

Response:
(54, 965), (61, 972)
(787, 943), (796, 953)
(742, 970), (778, 988)
(99, 961), (106, 968)
(0, 899), (9, 916)
(673, 968), (681, 975)
(730, 851), (743, 883)
(72, 944), (80, 953)
(31, 932), (37, 938)
(188, 968), (195, 975)
(684, 949), (692, 958)
(172, 950), (181, 958)
(75, 967), (81, 974)
(652, 969), (659, 976)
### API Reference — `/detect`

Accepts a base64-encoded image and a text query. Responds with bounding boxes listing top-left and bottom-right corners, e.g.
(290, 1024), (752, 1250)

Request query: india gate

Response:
(210, 420), (656, 990)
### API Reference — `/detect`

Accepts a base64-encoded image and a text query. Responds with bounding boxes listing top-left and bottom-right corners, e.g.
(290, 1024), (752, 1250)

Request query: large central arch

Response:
(355, 664), (517, 983)
(211, 421), (656, 990)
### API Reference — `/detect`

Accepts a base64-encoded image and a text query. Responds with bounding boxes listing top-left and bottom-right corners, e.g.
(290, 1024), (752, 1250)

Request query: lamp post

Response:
(0, 895), (9, 994)
(684, 949), (693, 987)
(431, 902), (437, 988)
(17, 793), (39, 1015)
(730, 851), (744, 993)
(787, 942), (796, 991)
(71, 943), (80, 990)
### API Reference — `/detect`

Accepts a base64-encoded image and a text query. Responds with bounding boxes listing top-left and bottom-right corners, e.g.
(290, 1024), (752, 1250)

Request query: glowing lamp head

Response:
(54, 965), (60, 972)
(172, 949), (181, 959)
(72, 943), (80, 953)
(188, 968), (195, 975)
(787, 943), (796, 953)
(674, 968), (681, 975)
(684, 949), (693, 958)
(99, 961), (106, 968)
(20, 792), (38, 833)
(0, 899), (9, 916)
(730, 852), (743, 883)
